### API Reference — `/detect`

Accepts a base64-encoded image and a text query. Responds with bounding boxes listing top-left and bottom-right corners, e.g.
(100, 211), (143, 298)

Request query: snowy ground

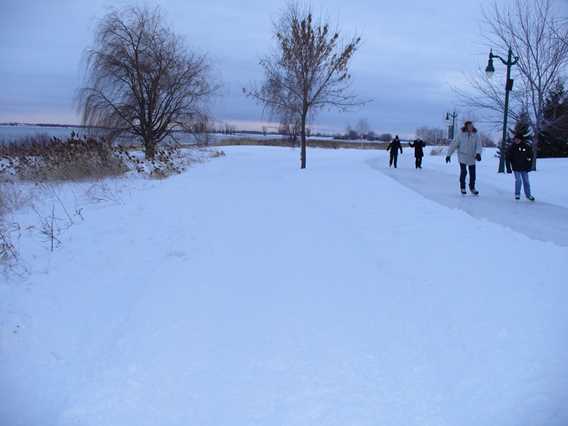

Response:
(1, 146), (568, 426)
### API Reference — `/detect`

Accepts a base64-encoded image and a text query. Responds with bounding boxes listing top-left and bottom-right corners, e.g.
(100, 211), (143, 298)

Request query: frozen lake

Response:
(0, 125), (370, 146)
(0, 125), (289, 145)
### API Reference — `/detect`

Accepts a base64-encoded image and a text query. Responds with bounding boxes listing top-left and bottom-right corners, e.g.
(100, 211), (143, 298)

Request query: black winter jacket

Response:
(387, 139), (403, 155)
(507, 141), (534, 172)
(409, 140), (426, 158)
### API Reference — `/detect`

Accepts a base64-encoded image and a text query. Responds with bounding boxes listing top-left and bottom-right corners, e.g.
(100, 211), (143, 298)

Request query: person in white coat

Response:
(445, 121), (483, 195)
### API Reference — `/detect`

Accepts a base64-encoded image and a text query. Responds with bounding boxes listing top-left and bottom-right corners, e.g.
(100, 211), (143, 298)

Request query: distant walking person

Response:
(409, 138), (426, 169)
(507, 135), (535, 201)
(387, 135), (403, 168)
(445, 121), (483, 195)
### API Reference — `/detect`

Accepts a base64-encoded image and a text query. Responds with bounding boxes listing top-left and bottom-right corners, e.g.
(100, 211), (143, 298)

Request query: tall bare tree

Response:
(356, 118), (370, 139)
(247, 3), (364, 169)
(460, 0), (568, 169)
(416, 127), (447, 145)
(78, 6), (216, 159)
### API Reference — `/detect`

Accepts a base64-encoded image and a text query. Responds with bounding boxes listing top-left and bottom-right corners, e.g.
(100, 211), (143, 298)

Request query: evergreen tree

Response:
(540, 80), (568, 157)
(510, 111), (532, 141)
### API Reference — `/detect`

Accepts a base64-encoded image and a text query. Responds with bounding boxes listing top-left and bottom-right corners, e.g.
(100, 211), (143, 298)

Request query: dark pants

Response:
(389, 153), (398, 168)
(415, 157), (423, 168)
(459, 163), (476, 190)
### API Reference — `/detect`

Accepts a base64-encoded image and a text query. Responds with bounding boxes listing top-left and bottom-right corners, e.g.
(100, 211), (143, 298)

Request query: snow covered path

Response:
(375, 159), (568, 247)
(2, 147), (568, 426)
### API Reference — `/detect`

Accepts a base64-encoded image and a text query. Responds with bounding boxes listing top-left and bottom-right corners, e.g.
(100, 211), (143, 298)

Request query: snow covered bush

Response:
(208, 149), (225, 159)
(430, 146), (446, 156)
(120, 143), (190, 179)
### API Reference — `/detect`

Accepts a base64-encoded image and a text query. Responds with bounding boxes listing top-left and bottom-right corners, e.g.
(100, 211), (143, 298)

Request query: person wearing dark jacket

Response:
(507, 136), (535, 201)
(387, 136), (403, 168)
(409, 139), (426, 169)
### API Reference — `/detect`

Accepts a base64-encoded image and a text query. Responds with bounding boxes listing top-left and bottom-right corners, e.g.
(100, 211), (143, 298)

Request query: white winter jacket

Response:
(447, 131), (483, 166)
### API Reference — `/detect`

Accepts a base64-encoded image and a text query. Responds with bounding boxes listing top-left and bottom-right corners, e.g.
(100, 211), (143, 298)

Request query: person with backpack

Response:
(387, 135), (403, 168)
(445, 121), (483, 195)
(409, 138), (426, 169)
(507, 135), (535, 201)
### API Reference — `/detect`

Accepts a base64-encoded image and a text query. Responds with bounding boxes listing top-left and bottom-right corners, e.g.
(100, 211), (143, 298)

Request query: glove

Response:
(476, 154), (482, 161)
(445, 156), (451, 164)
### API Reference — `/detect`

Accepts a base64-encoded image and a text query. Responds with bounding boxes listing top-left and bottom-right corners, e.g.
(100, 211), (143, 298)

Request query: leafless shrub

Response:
(85, 182), (123, 204)
(0, 185), (22, 268)
(34, 205), (67, 253)
(0, 189), (18, 265)
(0, 222), (20, 265)
(0, 182), (31, 216)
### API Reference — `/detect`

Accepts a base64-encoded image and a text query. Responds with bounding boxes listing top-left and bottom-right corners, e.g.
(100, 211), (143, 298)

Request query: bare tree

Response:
(460, 0), (568, 169)
(78, 6), (216, 159)
(247, 2), (364, 169)
(377, 133), (393, 142)
(356, 118), (370, 139)
(279, 110), (301, 142)
(456, 74), (524, 128)
(416, 127), (447, 145)
(223, 122), (237, 135)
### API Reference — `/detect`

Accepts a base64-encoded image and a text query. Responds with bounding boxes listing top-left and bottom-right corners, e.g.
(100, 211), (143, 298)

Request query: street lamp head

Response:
(485, 51), (495, 79)
(445, 112), (450, 122)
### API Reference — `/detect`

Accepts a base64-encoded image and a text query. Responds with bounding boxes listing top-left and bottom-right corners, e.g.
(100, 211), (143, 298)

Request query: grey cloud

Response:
(1, 0), (516, 135)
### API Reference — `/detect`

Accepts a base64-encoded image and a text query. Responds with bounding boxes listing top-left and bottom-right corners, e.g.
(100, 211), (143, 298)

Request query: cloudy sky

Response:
(0, 0), (541, 135)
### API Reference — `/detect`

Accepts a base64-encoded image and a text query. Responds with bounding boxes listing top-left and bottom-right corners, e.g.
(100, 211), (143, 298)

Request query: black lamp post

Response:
(485, 47), (519, 173)
(445, 111), (458, 140)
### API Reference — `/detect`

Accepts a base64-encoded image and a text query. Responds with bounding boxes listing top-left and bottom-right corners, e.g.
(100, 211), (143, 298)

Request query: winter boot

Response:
(527, 195), (535, 202)
(470, 188), (479, 196)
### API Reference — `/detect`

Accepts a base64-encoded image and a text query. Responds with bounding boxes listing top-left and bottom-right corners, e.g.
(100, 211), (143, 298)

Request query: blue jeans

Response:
(514, 171), (531, 197)
(459, 163), (476, 190)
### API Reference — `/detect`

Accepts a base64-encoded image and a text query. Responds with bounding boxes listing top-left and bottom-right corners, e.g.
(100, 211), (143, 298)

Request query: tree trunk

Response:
(144, 135), (156, 160)
(300, 111), (307, 169)
(532, 131), (539, 171)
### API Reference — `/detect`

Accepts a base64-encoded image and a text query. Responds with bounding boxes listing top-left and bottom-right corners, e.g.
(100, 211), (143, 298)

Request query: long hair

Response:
(461, 121), (477, 133)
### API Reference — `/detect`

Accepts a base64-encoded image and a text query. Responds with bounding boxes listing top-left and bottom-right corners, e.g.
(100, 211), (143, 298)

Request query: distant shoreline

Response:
(0, 123), (89, 128)
(0, 123), (335, 139)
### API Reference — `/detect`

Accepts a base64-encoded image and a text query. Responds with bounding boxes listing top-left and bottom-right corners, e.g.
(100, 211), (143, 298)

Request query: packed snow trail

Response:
(2, 147), (568, 426)
(373, 158), (568, 247)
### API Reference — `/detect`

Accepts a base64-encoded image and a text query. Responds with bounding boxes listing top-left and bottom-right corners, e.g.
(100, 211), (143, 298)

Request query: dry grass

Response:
(0, 134), (129, 182)
(0, 184), (24, 266)
(193, 138), (388, 150)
